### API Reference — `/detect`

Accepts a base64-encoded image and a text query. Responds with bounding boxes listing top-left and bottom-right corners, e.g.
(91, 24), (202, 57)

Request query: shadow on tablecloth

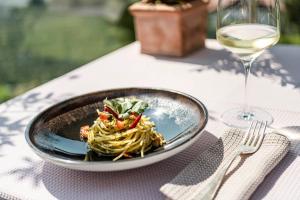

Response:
(41, 130), (218, 200)
(154, 46), (300, 89)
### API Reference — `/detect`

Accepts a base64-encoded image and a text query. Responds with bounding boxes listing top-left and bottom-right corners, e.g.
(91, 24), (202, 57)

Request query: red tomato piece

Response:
(99, 112), (109, 121)
(116, 120), (125, 130)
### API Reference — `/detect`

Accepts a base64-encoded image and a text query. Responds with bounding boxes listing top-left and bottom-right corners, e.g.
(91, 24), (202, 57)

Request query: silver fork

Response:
(192, 120), (267, 200)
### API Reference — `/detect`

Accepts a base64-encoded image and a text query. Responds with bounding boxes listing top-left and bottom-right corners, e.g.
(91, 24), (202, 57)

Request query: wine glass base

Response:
(221, 107), (273, 129)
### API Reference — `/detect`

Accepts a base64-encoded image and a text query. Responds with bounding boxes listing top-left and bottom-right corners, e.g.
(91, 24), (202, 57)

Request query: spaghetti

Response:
(80, 97), (165, 161)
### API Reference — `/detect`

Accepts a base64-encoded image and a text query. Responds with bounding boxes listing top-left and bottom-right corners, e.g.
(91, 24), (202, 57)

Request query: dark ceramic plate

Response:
(25, 88), (208, 171)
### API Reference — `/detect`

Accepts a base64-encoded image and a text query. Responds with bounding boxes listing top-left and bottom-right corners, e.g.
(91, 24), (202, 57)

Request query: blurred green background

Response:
(0, 0), (299, 102)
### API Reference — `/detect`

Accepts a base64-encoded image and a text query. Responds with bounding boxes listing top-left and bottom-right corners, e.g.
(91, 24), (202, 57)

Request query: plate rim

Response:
(25, 87), (208, 169)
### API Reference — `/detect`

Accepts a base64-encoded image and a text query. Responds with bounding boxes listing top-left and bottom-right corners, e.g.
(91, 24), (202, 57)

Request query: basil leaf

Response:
(111, 99), (123, 114)
(103, 97), (148, 119)
(119, 99), (133, 114)
(131, 101), (148, 114)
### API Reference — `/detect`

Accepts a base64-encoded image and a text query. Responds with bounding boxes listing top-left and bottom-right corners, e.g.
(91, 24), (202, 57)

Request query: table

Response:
(0, 39), (300, 200)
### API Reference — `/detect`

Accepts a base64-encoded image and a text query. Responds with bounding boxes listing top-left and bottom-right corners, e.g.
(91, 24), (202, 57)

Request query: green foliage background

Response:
(0, 1), (135, 102)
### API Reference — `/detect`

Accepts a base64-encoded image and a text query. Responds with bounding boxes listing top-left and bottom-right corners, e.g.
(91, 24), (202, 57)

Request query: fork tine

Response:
(250, 121), (263, 146)
(245, 120), (259, 145)
(241, 120), (255, 145)
(254, 121), (267, 148)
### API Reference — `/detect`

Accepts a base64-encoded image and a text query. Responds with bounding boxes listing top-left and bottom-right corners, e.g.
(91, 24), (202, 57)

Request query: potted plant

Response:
(129, 0), (208, 57)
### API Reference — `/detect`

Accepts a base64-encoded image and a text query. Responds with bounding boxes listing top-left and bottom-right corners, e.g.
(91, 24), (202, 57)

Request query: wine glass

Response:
(217, 0), (280, 128)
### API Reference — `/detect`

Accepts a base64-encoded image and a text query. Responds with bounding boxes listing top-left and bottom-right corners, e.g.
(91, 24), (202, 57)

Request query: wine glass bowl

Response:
(217, 0), (280, 128)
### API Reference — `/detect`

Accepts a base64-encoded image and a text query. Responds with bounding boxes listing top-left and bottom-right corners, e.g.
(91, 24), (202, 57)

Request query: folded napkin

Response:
(160, 129), (290, 200)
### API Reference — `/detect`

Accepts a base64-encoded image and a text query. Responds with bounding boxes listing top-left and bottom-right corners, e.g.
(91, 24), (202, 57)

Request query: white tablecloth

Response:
(0, 39), (300, 199)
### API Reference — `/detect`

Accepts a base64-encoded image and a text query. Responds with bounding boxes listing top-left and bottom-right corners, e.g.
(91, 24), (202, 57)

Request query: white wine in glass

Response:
(217, 24), (279, 61)
(217, 0), (280, 128)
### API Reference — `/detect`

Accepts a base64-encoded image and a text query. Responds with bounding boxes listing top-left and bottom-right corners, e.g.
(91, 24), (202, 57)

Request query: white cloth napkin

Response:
(160, 129), (290, 200)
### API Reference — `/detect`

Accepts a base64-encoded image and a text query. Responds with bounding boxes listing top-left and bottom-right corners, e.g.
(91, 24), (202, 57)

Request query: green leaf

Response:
(103, 97), (148, 119)
(119, 99), (134, 113)
(131, 101), (148, 114)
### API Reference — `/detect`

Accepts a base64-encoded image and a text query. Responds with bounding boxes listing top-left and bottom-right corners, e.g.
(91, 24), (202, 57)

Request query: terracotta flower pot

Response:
(129, 1), (208, 57)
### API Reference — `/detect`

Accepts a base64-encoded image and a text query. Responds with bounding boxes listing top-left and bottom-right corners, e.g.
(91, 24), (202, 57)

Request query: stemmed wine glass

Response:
(217, 0), (280, 128)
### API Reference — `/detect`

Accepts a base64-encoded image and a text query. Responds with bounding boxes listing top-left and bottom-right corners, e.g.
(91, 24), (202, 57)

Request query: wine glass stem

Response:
(242, 60), (252, 118)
